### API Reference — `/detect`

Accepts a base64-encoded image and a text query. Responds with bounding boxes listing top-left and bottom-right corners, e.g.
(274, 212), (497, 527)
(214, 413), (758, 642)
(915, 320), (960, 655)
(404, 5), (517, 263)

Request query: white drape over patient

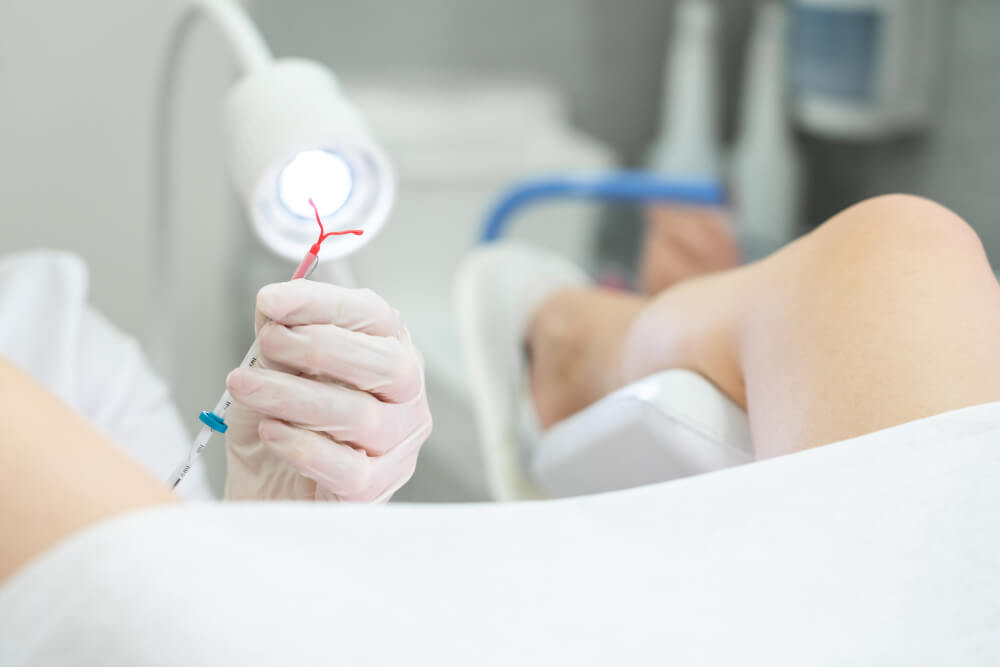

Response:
(1, 402), (998, 665)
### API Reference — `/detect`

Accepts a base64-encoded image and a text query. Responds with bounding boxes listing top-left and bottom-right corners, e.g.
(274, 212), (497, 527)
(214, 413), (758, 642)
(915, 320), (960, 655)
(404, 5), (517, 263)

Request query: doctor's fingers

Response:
(258, 320), (423, 403)
(227, 367), (431, 456)
(254, 281), (402, 338)
(257, 418), (427, 503)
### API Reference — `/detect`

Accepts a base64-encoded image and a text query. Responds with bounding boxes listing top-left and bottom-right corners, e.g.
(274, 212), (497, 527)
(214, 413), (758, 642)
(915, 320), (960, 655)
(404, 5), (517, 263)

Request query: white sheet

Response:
(2, 403), (999, 665)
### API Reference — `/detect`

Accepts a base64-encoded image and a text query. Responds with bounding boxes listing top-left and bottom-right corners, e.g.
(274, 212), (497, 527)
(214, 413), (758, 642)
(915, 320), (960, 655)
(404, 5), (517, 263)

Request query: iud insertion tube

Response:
(167, 201), (363, 489)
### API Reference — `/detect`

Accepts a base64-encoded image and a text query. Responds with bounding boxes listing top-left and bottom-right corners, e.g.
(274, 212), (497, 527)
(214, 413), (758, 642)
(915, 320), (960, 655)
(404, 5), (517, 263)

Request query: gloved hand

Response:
(223, 280), (431, 502)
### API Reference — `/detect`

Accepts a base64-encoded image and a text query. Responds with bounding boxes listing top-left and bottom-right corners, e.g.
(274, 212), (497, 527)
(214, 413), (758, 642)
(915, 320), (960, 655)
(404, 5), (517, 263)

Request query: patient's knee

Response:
(807, 194), (987, 270)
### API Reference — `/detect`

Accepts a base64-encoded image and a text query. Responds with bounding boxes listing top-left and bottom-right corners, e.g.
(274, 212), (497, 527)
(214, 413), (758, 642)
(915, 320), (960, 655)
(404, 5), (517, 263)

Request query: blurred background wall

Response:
(1, 0), (998, 497)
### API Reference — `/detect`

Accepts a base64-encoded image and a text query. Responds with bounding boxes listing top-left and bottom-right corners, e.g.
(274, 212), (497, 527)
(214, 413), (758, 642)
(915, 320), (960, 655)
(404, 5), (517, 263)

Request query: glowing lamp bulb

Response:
(277, 149), (353, 218)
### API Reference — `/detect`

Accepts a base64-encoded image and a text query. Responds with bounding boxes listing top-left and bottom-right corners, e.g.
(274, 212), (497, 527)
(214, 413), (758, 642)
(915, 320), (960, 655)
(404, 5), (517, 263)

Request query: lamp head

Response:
(223, 59), (394, 261)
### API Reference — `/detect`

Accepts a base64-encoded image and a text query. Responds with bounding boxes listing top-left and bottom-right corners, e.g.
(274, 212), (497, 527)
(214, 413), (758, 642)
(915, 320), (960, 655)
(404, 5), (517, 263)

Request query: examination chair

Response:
(458, 173), (755, 500)
(454, 236), (755, 501)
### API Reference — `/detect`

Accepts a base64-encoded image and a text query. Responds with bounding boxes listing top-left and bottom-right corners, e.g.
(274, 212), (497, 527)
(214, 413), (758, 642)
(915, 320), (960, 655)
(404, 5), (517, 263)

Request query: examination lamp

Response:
(223, 58), (394, 260)
(153, 0), (394, 370)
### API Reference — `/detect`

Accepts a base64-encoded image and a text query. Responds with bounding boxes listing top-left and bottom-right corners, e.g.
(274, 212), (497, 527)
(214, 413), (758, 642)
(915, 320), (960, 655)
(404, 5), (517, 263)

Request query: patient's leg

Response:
(529, 195), (1000, 457)
(0, 356), (176, 582)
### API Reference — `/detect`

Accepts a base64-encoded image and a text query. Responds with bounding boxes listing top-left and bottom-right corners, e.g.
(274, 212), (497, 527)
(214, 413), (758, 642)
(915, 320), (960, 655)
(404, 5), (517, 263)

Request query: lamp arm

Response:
(148, 0), (273, 378)
(190, 0), (273, 73)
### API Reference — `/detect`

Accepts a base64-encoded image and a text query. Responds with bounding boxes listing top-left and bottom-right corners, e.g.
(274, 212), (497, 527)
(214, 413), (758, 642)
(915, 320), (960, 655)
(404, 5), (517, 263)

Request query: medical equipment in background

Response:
(645, 0), (721, 180)
(646, 0), (802, 259)
(730, 2), (803, 259)
(151, 0), (394, 374)
(790, 0), (948, 140)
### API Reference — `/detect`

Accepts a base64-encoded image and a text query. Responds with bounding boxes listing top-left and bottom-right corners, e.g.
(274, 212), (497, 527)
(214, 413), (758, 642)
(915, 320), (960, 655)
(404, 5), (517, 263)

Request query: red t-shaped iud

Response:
(290, 198), (364, 279)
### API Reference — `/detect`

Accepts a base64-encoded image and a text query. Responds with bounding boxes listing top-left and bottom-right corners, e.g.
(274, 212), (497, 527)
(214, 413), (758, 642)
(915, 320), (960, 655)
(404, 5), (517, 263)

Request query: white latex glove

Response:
(224, 280), (431, 502)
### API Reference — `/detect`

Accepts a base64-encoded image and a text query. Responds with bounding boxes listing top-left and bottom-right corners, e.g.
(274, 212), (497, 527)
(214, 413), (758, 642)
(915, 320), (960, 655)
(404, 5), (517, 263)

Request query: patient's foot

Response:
(526, 288), (645, 429)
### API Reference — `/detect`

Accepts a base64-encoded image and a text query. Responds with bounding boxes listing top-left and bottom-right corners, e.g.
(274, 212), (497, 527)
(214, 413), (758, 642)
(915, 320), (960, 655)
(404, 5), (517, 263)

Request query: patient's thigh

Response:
(0, 357), (176, 581)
